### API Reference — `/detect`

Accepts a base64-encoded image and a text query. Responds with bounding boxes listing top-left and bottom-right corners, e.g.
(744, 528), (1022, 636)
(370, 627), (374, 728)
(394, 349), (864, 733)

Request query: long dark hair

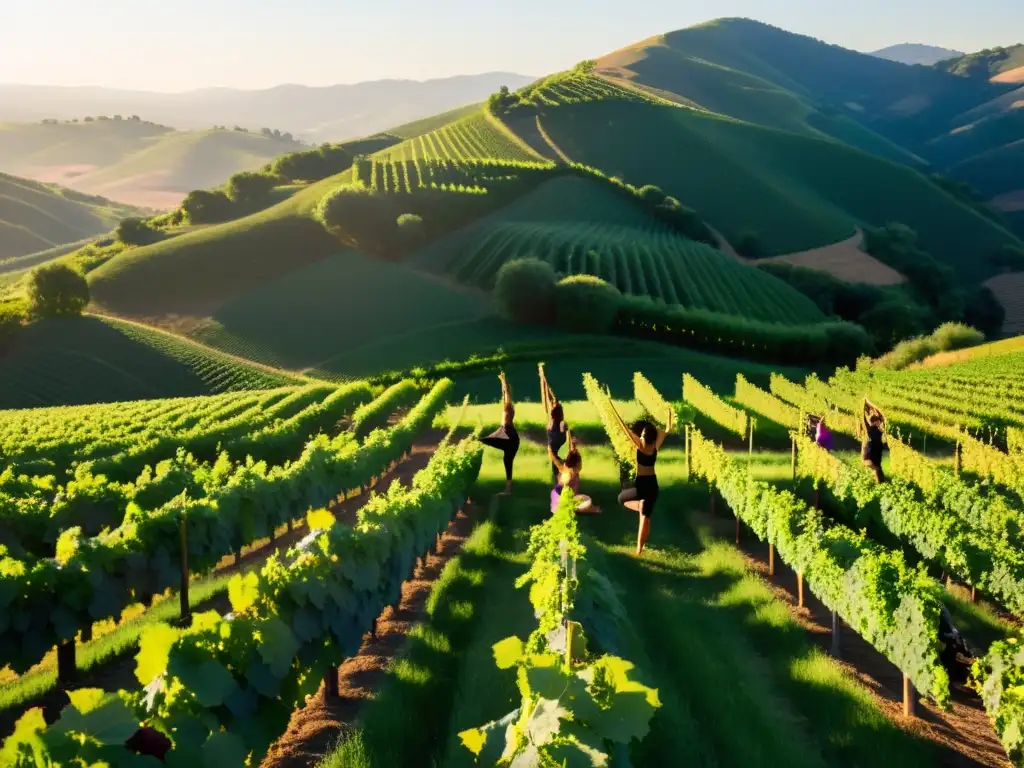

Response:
(565, 448), (581, 468)
(632, 419), (657, 446)
(551, 402), (564, 426)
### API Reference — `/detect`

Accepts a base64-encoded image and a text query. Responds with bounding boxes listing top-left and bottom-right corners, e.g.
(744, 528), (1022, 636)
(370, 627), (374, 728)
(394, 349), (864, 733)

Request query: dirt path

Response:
(758, 228), (907, 286)
(694, 508), (1009, 768)
(260, 476), (485, 767)
(534, 116), (573, 165)
(984, 272), (1024, 337)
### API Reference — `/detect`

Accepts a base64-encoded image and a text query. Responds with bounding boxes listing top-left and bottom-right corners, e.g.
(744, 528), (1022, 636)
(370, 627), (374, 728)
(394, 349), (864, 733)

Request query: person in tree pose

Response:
(815, 414), (833, 451)
(480, 371), (518, 494)
(862, 398), (887, 482)
(549, 430), (600, 515)
(539, 363), (568, 482)
(607, 396), (673, 556)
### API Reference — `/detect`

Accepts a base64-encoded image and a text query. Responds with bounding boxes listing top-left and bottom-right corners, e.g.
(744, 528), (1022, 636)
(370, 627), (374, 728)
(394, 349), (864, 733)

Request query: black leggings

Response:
(481, 430), (520, 482)
(618, 474), (659, 518)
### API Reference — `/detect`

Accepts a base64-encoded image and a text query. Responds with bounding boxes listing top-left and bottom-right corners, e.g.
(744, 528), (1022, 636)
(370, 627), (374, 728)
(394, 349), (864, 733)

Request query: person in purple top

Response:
(815, 415), (833, 451)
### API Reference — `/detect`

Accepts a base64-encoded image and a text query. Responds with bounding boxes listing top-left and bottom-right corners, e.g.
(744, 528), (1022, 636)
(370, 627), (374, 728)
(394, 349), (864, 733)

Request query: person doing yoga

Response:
(539, 363), (568, 482)
(548, 430), (600, 515)
(480, 371), (518, 495)
(862, 398), (887, 483)
(608, 395), (673, 556)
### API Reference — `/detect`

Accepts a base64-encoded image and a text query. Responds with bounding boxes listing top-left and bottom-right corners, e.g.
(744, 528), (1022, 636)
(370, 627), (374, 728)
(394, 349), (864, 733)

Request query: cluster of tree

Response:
(758, 224), (1006, 353)
(259, 127), (296, 142)
(179, 169), (281, 224)
(0, 298), (27, 350)
(936, 46), (1023, 79)
(115, 218), (163, 247)
(266, 144), (355, 183)
(492, 258), (870, 365)
(0, 264), (92, 347)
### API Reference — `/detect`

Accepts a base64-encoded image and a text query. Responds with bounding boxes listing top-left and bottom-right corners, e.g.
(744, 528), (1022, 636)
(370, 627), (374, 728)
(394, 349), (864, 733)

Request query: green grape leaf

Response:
(574, 658), (660, 745)
(202, 730), (247, 767)
(228, 572), (259, 615)
(459, 727), (487, 756)
(52, 689), (139, 745)
(257, 616), (299, 678)
(245, 659), (281, 699)
(526, 697), (570, 744)
(172, 658), (238, 708)
(525, 654), (568, 699)
(135, 623), (179, 686)
(545, 730), (610, 768)
(306, 508), (335, 531)
(492, 636), (525, 670)
(459, 708), (519, 764)
(0, 707), (47, 766)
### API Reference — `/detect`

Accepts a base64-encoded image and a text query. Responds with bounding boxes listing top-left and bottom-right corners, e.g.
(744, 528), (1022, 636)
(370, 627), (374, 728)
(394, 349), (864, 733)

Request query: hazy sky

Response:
(2, 0), (1021, 91)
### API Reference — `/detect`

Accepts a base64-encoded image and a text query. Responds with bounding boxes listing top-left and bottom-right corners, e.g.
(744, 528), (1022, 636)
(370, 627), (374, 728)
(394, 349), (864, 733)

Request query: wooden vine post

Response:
(903, 675), (916, 717)
(830, 610), (841, 658)
(57, 640), (76, 687)
(768, 543), (775, 577)
(735, 514), (741, 545)
(748, 418), (755, 456)
(684, 425), (691, 480)
(179, 511), (191, 624)
(791, 435), (798, 481)
(797, 572), (805, 608)
(954, 430), (963, 477)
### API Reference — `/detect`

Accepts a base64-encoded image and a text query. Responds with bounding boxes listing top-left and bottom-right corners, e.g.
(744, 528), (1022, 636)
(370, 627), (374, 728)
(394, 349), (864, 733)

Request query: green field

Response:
(0, 172), (143, 260)
(412, 176), (824, 323)
(539, 99), (1020, 278)
(0, 120), (303, 209)
(187, 249), (494, 370)
(0, 314), (301, 407)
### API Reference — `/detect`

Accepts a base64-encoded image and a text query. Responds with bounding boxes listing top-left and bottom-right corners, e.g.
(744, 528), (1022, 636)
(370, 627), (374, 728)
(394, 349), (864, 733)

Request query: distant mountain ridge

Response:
(0, 73), (535, 144)
(870, 43), (964, 66)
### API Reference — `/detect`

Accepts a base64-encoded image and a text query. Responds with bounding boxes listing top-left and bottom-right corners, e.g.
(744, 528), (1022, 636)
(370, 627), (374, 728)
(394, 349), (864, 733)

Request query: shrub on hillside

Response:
(27, 263), (89, 318)
(316, 184), (398, 252)
(396, 213), (425, 248)
(181, 189), (234, 224)
(857, 298), (930, 351)
(555, 275), (621, 333)
(0, 298), (27, 348)
(637, 185), (666, 205)
(493, 258), (558, 325)
(875, 322), (984, 370)
(115, 217), (161, 246)
(226, 171), (278, 205)
(269, 144), (352, 183)
(734, 230), (766, 258)
(864, 223), (959, 316)
(655, 197), (717, 247)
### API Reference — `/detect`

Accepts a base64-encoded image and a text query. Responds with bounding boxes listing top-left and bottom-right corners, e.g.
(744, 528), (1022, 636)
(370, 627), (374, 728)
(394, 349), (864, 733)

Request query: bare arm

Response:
(547, 446), (565, 473)
(538, 364), (550, 414)
(606, 390), (643, 450)
(654, 406), (674, 450)
(500, 372), (512, 408)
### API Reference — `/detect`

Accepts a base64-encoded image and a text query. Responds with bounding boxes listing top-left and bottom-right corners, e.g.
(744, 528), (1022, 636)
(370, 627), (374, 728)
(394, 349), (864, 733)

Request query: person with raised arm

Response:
(549, 429), (600, 515)
(480, 371), (519, 495)
(607, 392), (673, 556)
(539, 363), (568, 483)
(862, 398), (887, 483)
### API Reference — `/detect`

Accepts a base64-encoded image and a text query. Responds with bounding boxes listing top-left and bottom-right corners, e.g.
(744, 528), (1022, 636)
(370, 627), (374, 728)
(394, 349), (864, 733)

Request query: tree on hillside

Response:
(116, 217), (161, 247)
(316, 185), (398, 252)
(226, 171), (277, 205)
(396, 213), (425, 248)
(493, 258), (558, 325)
(27, 264), (89, 318)
(734, 230), (766, 258)
(181, 189), (234, 224)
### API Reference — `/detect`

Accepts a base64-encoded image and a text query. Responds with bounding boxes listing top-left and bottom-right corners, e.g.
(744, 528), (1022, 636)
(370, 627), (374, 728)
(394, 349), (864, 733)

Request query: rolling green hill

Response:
(411, 175), (824, 324)
(537, 98), (1019, 278)
(0, 172), (143, 261)
(596, 19), (1022, 204)
(0, 314), (302, 408)
(0, 119), (303, 209)
(186, 248), (495, 371)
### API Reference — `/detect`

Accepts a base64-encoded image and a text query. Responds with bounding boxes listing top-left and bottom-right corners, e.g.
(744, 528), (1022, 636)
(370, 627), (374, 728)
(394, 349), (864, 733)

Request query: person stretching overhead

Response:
(539, 363), (568, 483)
(480, 371), (519, 495)
(549, 431), (600, 515)
(862, 398), (887, 483)
(815, 414), (833, 452)
(607, 396), (673, 556)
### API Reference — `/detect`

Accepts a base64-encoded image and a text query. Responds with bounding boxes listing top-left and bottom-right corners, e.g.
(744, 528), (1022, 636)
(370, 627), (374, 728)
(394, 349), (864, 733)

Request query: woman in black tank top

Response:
(607, 393), (673, 556)
(479, 371), (519, 495)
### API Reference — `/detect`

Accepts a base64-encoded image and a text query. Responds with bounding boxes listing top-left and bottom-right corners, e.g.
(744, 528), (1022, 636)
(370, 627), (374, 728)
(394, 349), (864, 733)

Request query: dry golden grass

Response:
(992, 66), (1024, 84)
(759, 229), (906, 286)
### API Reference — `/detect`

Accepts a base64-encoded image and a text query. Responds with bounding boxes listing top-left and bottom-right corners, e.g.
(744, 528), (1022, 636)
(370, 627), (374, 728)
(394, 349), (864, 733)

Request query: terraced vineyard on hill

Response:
(412, 175), (824, 323)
